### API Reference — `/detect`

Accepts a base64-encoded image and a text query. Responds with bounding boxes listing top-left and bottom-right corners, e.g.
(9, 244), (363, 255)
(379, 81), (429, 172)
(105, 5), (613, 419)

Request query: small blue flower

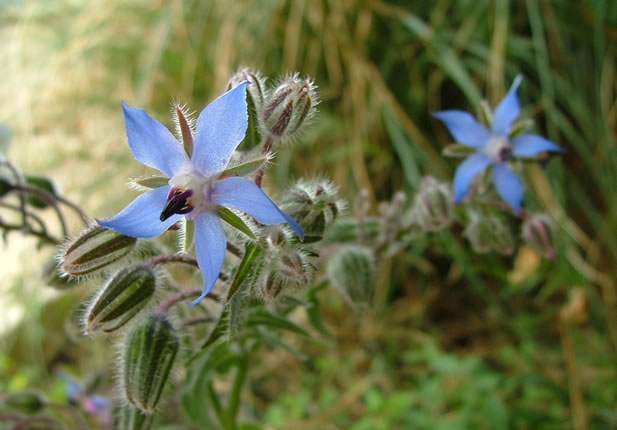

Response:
(98, 82), (304, 304)
(433, 76), (562, 215)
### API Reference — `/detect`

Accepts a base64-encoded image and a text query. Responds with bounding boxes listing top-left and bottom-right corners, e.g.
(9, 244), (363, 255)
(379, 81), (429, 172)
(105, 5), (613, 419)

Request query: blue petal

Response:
(189, 212), (226, 305)
(432, 110), (491, 148)
(452, 153), (491, 203)
(121, 102), (188, 177)
(492, 163), (524, 215)
(511, 133), (563, 157)
(191, 82), (249, 174)
(212, 176), (304, 240)
(492, 75), (523, 136)
(97, 186), (181, 238)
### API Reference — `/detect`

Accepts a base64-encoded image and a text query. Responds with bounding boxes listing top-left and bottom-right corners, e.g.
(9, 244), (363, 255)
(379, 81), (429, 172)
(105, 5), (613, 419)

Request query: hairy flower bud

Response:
(464, 210), (515, 255)
(412, 177), (453, 232)
(327, 245), (375, 306)
(84, 265), (156, 334)
(279, 178), (343, 242)
(226, 67), (267, 113)
(122, 314), (179, 414)
(522, 213), (555, 260)
(62, 225), (137, 276)
(116, 404), (154, 430)
(3, 391), (46, 414)
(257, 248), (313, 301)
(261, 73), (317, 140)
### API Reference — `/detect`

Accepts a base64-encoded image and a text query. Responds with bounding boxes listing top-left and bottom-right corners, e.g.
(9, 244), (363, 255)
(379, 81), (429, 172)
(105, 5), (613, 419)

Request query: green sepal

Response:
(442, 144), (476, 158)
(217, 207), (256, 239)
(131, 176), (169, 189)
(226, 242), (262, 302)
(219, 155), (269, 178)
(182, 219), (195, 253)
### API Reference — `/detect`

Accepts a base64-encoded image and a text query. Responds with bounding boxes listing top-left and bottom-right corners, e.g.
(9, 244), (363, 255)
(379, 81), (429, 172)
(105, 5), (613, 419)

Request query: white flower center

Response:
(168, 166), (218, 216)
(483, 135), (512, 163)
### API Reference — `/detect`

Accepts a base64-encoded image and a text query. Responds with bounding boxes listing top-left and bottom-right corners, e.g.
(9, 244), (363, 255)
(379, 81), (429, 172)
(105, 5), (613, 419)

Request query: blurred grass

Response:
(1, 0), (617, 428)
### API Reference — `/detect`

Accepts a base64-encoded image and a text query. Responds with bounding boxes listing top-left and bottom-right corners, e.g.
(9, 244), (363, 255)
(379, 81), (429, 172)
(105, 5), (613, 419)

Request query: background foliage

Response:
(1, 0), (617, 429)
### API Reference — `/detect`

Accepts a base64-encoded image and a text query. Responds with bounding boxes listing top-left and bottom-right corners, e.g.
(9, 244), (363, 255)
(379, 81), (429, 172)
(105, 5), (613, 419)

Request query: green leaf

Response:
(442, 144), (476, 158)
(226, 242), (262, 302)
(219, 156), (269, 178)
(217, 207), (257, 239)
(247, 310), (310, 337)
(132, 176), (169, 189)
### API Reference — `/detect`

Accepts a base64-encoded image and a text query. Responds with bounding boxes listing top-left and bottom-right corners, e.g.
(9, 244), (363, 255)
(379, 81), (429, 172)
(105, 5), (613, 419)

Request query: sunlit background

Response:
(2, 0), (617, 428)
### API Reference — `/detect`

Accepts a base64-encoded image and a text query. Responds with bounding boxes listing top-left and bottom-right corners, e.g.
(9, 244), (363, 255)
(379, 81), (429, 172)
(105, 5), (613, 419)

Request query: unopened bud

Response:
(412, 177), (453, 232)
(258, 249), (313, 301)
(3, 391), (46, 414)
(62, 225), (137, 276)
(261, 73), (317, 140)
(464, 210), (514, 255)
(327, 245), (375, 306)
(116, 404), (154, 430)
(226, 67), (268, 112)
(522, 213), (555, 260)
(85, 265), (156, 333)
(122, 313), (179, 414)
(279, 178), (343, 242)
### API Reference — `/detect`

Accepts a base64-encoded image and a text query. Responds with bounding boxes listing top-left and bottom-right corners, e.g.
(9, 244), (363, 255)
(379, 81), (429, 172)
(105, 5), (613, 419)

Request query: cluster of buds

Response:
(411, 176), (453, 232)
(464, 209), (515, 255)
(327, 245), (376, 307)
(61, 225), (137, 277)
(255, 225), (314, 301)
(279, 178), (344, 242)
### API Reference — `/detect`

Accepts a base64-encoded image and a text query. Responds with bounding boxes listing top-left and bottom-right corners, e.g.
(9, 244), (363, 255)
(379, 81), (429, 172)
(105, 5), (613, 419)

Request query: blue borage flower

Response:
(433, 76), (562, 215)
(98, 82), (303, 304)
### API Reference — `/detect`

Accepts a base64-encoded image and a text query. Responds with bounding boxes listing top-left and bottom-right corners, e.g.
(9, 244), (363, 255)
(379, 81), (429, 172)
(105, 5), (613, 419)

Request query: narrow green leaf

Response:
(442, 144), (476, 158)
(226, 242), (262, 302)
(182, 219), (195, 253)
(132, 176), (169, 189)
(199, 309), (229, 350)
(219, 156), (269, 178)
(217, 207), (257, 239)
(248, 310), (310, 337)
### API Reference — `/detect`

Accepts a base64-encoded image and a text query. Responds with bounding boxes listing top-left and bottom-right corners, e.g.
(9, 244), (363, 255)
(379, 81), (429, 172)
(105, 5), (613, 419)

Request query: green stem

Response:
(226, 357), (248, 429)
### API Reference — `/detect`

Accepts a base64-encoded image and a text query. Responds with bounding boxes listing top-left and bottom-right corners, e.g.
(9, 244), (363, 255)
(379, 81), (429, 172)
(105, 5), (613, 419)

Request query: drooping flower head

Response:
(98, 82), (303, 304)
(433, 76), (562, 215)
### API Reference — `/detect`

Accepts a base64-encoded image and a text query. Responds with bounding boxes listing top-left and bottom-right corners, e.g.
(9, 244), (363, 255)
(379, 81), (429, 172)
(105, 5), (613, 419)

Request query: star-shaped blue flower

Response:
(98, 82), (303, 304)
(433, 76), (562, 215)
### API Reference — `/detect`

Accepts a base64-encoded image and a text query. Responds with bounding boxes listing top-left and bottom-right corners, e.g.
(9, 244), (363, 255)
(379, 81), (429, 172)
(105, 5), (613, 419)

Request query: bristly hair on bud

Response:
(522, 213), (555, 260)
(83, 265), (157, 334)
(170, 101), (196, 157)
(261, 72), (319, 143)
(411, 176), (453, 232)
(60, 225), (138, 278)
(327, 245), (376, 309)
(279, 177), (345, 242)
(121, 313), (179, 414)
(226, 66), (268, 113)
(115, 404), (154, 430)
(256, 247), (314, 301)
(464, 209), (515, 255)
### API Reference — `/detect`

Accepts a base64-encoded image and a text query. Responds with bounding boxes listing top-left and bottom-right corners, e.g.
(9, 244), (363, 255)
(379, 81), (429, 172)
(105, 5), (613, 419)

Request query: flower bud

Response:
(279, 178), (343, 242)
(522, 213), (555, 260)
(122, 313), (179, 414)
(3, 391), (46, 414)
(84, 265), (156, 333)
(62, 225), (137, 276)
(411, 177), (453, 232)
(327, 245), (375, 306)
(257, 248), (313, 301)
(226, 67), (268, 113)
(116, 404), (154, 430)
(261, 73), (317, 140)
(464, 210), (515, 255)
